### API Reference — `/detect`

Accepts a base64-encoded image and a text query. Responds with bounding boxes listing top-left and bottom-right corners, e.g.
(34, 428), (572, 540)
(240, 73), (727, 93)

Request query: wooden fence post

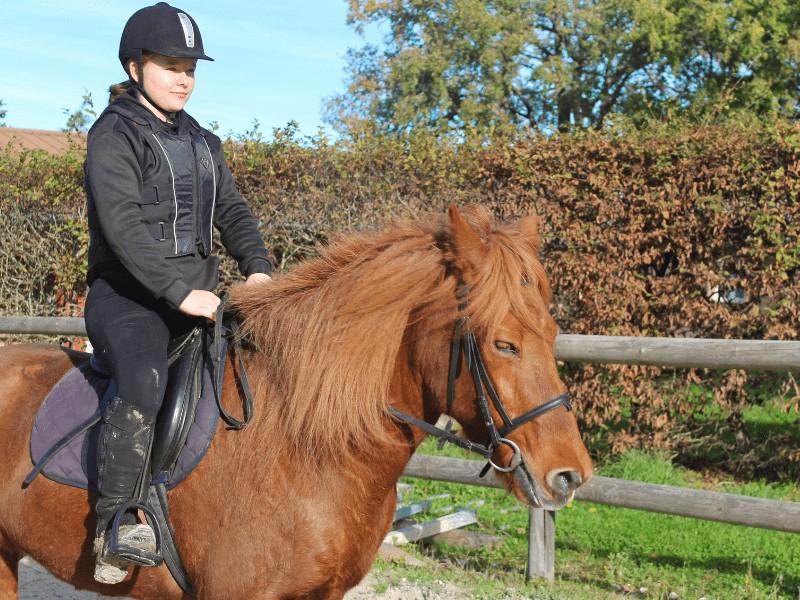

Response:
(526, 508), (555, 582)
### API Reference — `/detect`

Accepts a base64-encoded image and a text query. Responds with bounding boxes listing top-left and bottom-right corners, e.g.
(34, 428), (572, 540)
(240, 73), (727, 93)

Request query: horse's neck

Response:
(383, 338), (444, 473)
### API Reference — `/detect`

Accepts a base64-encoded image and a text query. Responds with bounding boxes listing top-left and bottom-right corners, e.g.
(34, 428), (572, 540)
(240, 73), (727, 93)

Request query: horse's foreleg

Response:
(0, 549), (20, 600)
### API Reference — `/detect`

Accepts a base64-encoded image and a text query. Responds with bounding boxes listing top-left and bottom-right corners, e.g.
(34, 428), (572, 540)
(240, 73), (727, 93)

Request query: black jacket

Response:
(85, 95), (271, 308)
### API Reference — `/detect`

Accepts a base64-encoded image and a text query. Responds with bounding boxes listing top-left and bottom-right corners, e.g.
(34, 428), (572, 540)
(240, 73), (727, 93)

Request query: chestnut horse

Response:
(0, 205), (591, 600)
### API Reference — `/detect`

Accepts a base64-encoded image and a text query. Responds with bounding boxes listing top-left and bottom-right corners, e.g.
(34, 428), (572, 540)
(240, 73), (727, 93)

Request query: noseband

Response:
(388, 313), (572, 476)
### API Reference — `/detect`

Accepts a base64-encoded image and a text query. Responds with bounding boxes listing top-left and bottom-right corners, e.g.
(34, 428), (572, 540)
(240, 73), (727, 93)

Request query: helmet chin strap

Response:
(130, 59), (178, 123)
(134, 83), (178, 122)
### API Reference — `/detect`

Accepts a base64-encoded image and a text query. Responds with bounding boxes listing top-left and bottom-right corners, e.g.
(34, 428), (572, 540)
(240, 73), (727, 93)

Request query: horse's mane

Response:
(227, 206), (552, 467)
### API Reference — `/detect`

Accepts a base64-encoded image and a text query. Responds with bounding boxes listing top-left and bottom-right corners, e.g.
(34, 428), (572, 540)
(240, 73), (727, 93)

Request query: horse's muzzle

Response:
(512, 459), (585, 510)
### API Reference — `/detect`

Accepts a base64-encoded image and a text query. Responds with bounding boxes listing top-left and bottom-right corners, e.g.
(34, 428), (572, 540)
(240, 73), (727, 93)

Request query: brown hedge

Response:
(2, 118), (798, 476)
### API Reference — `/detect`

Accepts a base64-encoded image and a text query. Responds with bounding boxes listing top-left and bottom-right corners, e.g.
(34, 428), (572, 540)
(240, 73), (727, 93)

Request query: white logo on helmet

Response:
(177, 13), (195, 48)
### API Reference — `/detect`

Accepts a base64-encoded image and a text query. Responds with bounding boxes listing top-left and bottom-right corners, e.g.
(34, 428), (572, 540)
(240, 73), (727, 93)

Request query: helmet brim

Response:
(141, 47), (213, 61)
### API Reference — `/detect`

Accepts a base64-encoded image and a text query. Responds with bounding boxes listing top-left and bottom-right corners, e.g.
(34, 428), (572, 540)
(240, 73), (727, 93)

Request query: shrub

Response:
(2, 116), (798, 476)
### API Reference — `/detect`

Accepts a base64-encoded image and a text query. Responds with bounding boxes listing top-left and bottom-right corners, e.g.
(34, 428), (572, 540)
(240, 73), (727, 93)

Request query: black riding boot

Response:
(93, 397), (159, 584)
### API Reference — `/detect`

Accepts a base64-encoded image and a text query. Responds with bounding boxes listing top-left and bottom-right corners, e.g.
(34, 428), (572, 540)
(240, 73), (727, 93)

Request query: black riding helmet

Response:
(119, 2), (214, 77)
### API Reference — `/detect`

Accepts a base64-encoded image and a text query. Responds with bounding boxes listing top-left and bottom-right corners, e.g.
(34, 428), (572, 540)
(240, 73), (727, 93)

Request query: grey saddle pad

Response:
(30, 354), (219, 491)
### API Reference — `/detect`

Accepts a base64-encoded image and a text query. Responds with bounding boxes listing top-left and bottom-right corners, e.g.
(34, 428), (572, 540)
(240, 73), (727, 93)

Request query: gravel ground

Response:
(346, 574), (476, 600)
(19, 559), (119, 600)
(18, 560), (467, 600)
(18, 559), (543, 600)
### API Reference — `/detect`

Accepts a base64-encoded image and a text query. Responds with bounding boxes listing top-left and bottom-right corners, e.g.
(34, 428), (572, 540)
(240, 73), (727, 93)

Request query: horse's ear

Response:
(512, 213), (542, 250)
(448, 204), (488, 274)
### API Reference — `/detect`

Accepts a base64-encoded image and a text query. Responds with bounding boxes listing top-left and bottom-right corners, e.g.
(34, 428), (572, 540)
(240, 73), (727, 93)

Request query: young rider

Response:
(83, 2), (272, 585)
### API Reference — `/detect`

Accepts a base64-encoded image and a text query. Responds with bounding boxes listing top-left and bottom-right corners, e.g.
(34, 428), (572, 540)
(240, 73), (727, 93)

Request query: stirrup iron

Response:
(106, 499), (164, 568)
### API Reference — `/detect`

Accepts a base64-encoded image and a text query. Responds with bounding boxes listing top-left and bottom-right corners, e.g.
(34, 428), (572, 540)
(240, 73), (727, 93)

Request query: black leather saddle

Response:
(80, 324), (206, 481)
(153, 325), (206, 476)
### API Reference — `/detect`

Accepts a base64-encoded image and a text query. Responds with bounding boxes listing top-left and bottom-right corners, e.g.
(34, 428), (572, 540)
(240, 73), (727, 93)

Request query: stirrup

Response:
(106, 499), (164, 568)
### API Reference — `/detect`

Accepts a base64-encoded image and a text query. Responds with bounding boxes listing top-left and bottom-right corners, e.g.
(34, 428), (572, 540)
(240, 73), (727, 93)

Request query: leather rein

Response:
(212, 294), (254, 430)
(388, 313), (572, 477)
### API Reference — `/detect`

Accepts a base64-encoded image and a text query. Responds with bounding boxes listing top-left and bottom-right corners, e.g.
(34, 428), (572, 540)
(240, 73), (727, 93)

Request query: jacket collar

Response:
(97, 93), (199, 136)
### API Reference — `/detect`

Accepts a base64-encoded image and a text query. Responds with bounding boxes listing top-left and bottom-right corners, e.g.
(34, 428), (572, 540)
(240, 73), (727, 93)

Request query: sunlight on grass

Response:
(398, 438), (800, 599)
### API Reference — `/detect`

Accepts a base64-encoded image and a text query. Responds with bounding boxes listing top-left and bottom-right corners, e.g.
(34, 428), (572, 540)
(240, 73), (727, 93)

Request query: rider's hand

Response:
(246, 273), (272, 285)
(178, 290), (221, 321)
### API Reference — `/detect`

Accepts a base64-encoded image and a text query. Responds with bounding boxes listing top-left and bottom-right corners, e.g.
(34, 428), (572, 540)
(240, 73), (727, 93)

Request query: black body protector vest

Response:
(143, 123), (215, 257)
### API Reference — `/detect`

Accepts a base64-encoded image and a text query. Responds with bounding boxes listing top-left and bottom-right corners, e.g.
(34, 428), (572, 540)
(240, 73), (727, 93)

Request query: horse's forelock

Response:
(451, 210), (551, 339)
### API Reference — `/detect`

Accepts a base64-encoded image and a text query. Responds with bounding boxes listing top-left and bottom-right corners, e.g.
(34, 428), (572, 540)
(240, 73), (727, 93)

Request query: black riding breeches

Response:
(85, 276), (200, 413)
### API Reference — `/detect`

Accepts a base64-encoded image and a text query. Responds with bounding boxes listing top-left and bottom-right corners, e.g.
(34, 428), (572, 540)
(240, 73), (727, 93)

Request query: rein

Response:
(212, 294), (254, 430)
(388, 311), (572, 477)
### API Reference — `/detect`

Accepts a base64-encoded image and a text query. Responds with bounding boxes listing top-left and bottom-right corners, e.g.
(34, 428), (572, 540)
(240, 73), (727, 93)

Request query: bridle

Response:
(388, 304), (572, 477)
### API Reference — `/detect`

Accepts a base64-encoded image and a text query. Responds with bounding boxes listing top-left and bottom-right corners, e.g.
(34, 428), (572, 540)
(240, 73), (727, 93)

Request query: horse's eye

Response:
(495, 341), (517, 355)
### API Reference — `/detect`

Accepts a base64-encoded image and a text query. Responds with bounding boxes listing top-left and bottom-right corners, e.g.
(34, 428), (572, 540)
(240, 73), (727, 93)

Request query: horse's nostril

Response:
(550, 469), (582, 496)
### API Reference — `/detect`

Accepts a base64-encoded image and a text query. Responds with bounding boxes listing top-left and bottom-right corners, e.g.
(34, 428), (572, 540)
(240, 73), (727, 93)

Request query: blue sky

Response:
(1, 1), (381, 139)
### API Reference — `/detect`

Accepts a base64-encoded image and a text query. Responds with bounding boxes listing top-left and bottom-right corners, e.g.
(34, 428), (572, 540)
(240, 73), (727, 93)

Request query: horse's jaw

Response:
(511, 458), (575, 511)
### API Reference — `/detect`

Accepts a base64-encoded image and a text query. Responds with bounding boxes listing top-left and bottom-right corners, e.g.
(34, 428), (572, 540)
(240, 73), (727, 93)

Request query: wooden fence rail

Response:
(402, 454), (800, 581)
(3, 317), (800, 581)
(554, 334), (800, 371)
(403, 454), (800, 533)
(3, 317), (800, 371)
(0, 316), (87, 336)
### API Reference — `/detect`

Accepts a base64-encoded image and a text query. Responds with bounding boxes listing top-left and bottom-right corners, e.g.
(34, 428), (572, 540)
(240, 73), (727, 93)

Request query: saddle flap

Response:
(151, 327), (204, 476)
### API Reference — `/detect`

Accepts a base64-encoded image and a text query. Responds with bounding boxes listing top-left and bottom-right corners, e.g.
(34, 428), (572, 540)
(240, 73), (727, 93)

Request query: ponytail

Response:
(108, 80), (136, 104)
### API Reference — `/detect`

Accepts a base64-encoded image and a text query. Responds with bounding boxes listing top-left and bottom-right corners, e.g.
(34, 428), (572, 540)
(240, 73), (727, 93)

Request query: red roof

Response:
(0, 127), (87, 154)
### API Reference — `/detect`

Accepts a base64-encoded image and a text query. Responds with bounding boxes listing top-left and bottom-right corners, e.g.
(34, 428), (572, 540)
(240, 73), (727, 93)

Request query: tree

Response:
(663, 0), (800, 117)
(0, 99), (7, 127)
(325, 0), (800, 133)
(63, 90), (97, 133)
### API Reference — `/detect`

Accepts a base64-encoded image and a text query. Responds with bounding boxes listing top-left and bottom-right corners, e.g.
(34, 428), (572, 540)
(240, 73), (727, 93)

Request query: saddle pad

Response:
(30, 353), (219, 491)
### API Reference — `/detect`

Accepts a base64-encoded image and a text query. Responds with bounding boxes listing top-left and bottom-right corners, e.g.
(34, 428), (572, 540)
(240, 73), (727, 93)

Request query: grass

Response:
(554, 451), (800, 599)
(380, 436), (800, 599)
(670, 372), (800, 480)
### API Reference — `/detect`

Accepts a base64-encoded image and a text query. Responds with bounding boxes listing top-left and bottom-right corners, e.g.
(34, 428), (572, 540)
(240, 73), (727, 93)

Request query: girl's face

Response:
(131, 54), (197, 119)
